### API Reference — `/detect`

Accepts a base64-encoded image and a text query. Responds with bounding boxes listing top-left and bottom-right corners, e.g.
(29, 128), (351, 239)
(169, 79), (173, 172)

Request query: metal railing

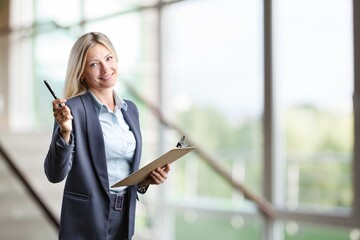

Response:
(0, 142), (60, 230)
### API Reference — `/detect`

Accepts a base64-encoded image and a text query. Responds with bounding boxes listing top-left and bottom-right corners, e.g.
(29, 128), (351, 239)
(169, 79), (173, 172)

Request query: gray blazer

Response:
(44, 91), (142, 240)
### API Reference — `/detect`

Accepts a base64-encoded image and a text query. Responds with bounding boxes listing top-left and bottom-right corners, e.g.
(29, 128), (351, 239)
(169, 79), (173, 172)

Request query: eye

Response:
(106, 56), (113, 61)
(89, 62), (98, 68)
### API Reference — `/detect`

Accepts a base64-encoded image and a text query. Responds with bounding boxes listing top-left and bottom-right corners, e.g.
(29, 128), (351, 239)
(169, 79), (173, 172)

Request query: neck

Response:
(91, 88), (115, 110)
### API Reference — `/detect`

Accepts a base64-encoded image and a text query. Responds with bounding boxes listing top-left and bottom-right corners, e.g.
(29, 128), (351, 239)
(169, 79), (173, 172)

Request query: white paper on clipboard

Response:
(111, 147), (195, 188)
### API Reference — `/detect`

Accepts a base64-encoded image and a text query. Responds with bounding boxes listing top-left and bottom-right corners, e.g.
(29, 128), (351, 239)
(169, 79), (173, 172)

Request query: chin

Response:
(102, 77), (117, 86)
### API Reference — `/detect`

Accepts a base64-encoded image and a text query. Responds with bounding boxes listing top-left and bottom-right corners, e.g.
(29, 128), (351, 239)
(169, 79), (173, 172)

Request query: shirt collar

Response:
(88, 90), (128, 115)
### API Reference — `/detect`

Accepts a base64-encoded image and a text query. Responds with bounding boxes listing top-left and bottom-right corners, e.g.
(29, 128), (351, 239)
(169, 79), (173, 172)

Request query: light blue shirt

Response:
(89, 90), (136, 194)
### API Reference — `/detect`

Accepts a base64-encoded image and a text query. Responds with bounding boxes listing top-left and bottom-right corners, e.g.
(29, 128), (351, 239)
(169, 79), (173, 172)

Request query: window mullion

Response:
(352, 0), (360, 226)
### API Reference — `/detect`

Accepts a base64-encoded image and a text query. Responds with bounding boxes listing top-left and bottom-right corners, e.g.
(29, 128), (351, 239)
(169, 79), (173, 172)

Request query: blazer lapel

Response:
(122, 107), (142, 172)
(80, 93), (110, 195)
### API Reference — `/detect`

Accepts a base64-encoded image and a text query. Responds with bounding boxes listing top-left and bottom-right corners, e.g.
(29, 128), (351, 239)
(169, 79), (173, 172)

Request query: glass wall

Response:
(162, 0), (263, 213)
(273, 0), (354, 212)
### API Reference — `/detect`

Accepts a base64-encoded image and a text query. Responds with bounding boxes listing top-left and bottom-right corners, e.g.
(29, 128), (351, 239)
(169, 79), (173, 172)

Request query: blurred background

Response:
(0, 0), (359, 239)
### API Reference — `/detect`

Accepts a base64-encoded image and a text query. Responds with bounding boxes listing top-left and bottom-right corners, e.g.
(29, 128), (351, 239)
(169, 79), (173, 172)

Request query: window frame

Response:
(263, 1), (360, 239)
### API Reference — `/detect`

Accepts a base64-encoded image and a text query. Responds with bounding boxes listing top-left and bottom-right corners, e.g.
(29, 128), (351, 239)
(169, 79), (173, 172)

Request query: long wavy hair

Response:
(63, 32), (118, 98)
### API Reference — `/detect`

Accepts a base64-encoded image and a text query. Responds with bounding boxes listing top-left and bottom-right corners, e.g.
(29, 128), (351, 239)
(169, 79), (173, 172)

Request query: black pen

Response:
(44, 80), (62, 107)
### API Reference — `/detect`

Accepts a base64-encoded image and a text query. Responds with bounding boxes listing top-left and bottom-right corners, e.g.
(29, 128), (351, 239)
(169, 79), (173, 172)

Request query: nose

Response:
(100, 62), (108, 73)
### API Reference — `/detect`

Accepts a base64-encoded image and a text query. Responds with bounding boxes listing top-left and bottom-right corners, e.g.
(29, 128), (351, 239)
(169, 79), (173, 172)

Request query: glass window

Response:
(280, 221), (358, 240)
(34, 0), (81, 26)
(176, 212), (262, 240)
(84, 0), (158, 20)
(273, 0), (353, 212)
(32, 0), (83, 128)
(85, 13), (142, 79)
(34, 32), (78, 127)
(162, 0), (263, 209)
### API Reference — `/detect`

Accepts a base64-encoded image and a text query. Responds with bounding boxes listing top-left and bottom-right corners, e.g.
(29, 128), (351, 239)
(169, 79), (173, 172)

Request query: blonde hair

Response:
(63, 32), (118, 98)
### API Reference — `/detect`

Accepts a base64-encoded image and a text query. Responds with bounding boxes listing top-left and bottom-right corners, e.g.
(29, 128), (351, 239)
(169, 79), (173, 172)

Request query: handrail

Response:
(124, 81), (275, 219)
(0, 143), (60, 230)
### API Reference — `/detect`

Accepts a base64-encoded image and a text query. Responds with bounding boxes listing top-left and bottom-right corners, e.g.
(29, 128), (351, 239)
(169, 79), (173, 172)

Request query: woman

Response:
(44, 32), (170, 240)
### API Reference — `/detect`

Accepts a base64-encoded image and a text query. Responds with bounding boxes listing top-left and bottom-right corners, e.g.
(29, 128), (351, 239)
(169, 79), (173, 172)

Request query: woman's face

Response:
(81, 43), (118, 92)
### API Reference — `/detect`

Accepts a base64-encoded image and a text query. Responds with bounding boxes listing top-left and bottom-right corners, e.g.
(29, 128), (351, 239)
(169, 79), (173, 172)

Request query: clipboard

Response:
(111, 146), (195, 187)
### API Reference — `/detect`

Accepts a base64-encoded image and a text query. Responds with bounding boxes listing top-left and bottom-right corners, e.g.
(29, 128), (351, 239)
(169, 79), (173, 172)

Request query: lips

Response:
(100, 72), (114, 80)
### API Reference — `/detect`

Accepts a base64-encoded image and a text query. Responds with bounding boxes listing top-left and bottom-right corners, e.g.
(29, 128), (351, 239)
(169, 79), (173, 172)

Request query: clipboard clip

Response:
(176, 136), (190, 148)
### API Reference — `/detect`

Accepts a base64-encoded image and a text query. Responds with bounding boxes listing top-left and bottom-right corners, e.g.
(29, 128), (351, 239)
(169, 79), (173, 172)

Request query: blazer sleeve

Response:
(44, 123), (75, 183)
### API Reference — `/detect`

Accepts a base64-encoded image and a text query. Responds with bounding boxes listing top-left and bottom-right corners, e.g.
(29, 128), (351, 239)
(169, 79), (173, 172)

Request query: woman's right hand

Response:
(52, 99), (73, 143)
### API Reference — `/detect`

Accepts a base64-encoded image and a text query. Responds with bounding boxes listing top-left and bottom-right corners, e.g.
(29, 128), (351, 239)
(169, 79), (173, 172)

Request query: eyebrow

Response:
(87, 52), (113, 63)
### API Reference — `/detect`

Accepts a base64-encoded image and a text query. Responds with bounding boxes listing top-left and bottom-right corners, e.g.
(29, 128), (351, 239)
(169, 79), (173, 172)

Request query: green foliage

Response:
(298, 161), (352, 207)
(284, 105), (353, 208)
(175, 213), (262, 240)
(285, 105), (353, 152)
(284, 222), (350, 240)
(175, 103), (353, 209)
(175, 104), (263, 199)
(176, 105), (262, 150)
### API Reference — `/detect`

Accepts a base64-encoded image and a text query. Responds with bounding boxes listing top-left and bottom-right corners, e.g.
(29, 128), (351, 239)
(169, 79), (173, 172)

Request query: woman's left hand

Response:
(138, 163), (171, 186)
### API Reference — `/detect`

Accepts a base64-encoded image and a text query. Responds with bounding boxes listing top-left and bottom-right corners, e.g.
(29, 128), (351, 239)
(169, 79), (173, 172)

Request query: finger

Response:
(150, 174), (164, 184)
(162, 164), (171, 173)
(54, 113), (61, 122)
(151, 169), (167, 183)
(53, 108), (73, 124)
(155, 167), (167, 177)
(53, 109), (65, 118)
(151, 170), (162, 180)
(64, 114), (73, 120)
(58, 106), (71, 116)
(60, 110), (73, 120)
(52, 105), (64, 113)
(54, 112), (65, 122)
(52, 99), (67, 111)
(158, 165), (170, 176)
